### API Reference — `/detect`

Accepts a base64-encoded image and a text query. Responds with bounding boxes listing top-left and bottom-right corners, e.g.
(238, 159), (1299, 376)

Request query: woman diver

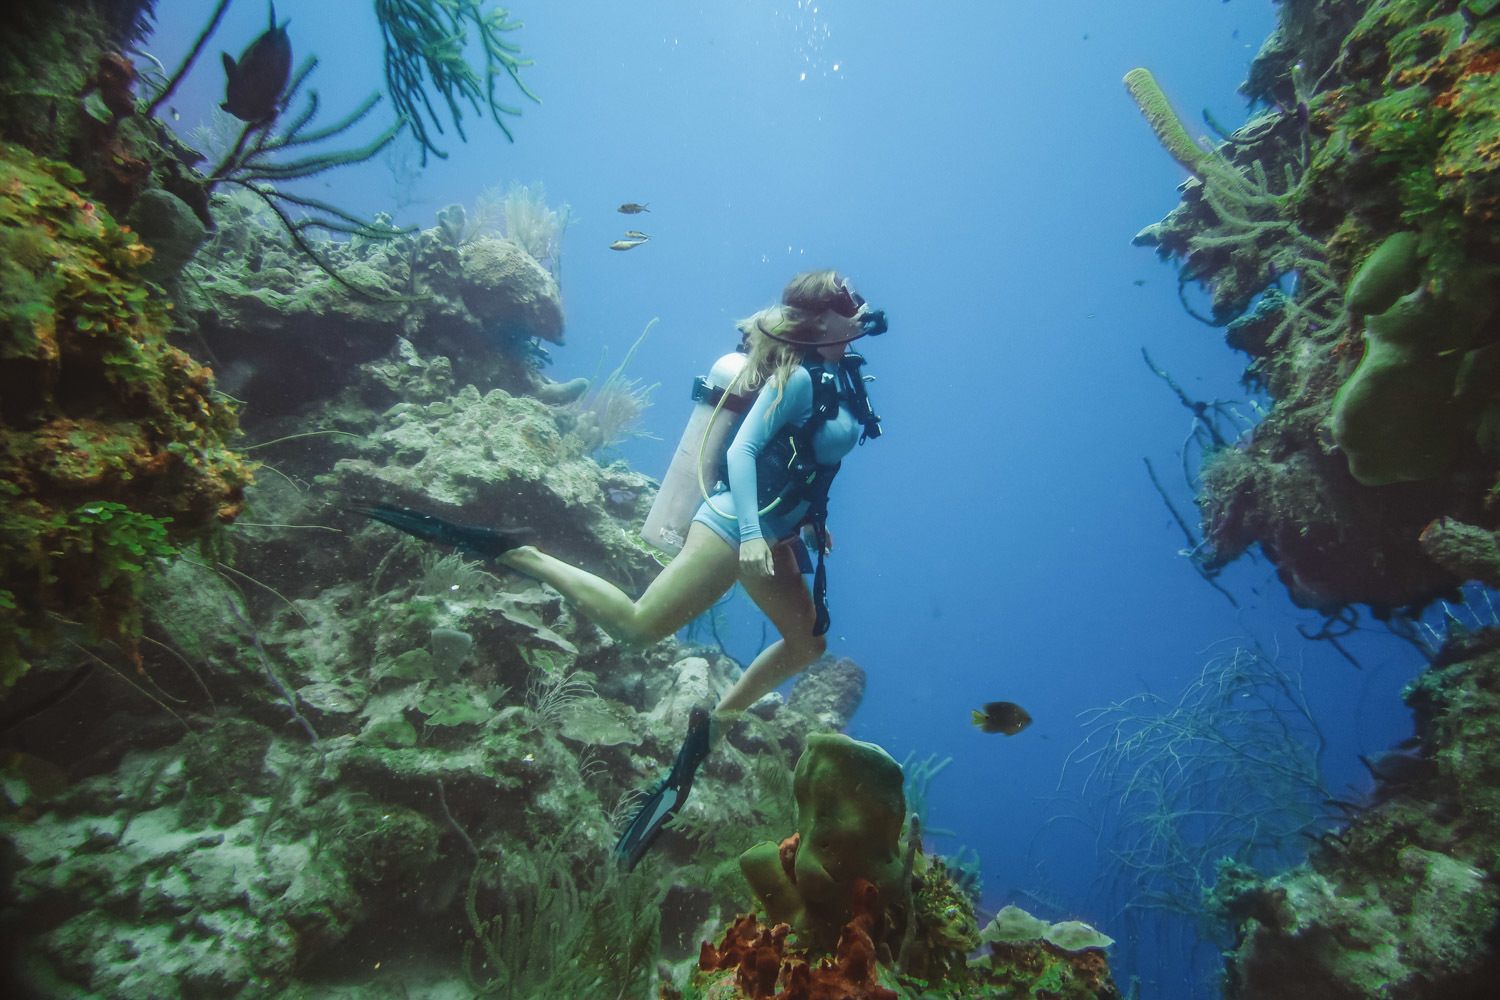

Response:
(355, 269), (887, 867)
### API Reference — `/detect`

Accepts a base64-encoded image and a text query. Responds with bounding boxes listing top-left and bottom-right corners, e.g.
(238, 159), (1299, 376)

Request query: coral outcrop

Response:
(1207, 628), (1500, 998)
(976, 905), (1120, 1000)
(739, 734), (908, 952)
(692, 882), (899, 1000)
(0, 142), (249, 683)
(1131, 0), (1500, 613)
(182, 199), (569, 418)
(1128, 3), (1500, 993)
(697, 737), (1119, 999)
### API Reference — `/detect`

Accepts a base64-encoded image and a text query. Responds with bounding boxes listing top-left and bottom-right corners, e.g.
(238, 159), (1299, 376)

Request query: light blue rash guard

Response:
(692, 363), (863, 549)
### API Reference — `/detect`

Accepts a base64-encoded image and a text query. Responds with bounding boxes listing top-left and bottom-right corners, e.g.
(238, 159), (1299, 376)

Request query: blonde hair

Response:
(734, 269), (846, 413)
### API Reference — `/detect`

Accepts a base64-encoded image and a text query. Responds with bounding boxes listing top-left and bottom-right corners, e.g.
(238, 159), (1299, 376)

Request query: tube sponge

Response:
(1124, 67), (1208, 176)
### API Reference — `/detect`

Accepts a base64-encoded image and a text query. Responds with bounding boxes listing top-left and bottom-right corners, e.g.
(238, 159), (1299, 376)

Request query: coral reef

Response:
(976, 906), (1119, 1000)
(900, 845), (982, 983)
(1208, 628), (1500, 999)
(181, 196), (568, 418)
(0, 31), (838, 985)
(467, 181), (571, 275)
(0, 6), (1124, 998)
(679, 892), (1117, 1000)
(0, 142), (249, 683)
(690, 881), (900, 1000)
(0, 311), (881, 994)
(331, 342), (659, 582)
(697, 736), (1116, 999)
(1128, 4), (1500, 993)
(0, 0), (202, 226)
(1131, 0), (1500, 613)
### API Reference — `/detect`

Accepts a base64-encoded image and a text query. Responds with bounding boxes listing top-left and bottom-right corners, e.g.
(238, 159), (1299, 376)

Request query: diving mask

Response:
(828, 274), (887, 341)
(756, 275), (888, 348)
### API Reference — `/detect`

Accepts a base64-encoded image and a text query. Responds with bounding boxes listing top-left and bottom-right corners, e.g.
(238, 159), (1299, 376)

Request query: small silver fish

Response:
(610, 239), (647, 251)
(624, 230), (650, 240)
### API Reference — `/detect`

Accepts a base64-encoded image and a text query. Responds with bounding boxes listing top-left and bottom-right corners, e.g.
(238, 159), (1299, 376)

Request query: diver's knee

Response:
(612, 623), (653, 647)
(787, 633), (826, 666)
(614, 615), (672, 648)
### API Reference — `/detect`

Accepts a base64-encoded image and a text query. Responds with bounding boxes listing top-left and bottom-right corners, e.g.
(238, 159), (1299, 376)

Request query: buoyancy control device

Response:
(754, 353), (881, 635)
(640, 349), (881, 635)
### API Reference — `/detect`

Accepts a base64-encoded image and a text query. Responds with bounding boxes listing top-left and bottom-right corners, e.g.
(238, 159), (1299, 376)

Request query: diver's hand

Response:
(740, 537), (775, 578)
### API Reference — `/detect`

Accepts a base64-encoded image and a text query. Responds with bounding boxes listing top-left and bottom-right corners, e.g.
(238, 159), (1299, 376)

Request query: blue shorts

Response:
(692, 492), (814, 573)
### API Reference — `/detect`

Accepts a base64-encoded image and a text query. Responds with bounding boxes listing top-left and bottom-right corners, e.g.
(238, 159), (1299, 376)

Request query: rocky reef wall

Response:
(1134, 0), (1500, 615)
(1129, 0), (1500, 994)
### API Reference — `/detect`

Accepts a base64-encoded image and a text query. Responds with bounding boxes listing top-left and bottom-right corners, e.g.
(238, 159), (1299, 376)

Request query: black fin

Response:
(613, 707), (712, 871)
(350, 502), (528, 560)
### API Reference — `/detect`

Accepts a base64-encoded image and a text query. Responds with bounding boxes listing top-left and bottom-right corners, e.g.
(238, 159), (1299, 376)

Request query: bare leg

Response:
(499, 523), (738, 645)
(716, 541), (827, 714)
(612, 537), (823, 868)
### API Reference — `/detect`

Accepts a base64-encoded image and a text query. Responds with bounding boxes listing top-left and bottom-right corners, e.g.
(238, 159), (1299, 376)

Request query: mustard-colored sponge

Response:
(739, 734), (907, 951)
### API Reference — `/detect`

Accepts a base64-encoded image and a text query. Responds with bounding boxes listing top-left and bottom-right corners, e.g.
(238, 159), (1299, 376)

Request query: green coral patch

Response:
(1347, 231), (1423, 314)
(0, 142), (251, 685)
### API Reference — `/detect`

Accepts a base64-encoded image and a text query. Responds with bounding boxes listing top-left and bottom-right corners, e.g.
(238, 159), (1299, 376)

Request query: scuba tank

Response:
(641, 351), (750, 554)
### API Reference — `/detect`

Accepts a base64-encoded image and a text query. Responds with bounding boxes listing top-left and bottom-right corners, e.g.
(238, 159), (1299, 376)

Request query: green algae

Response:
(0, 143), (250, 684)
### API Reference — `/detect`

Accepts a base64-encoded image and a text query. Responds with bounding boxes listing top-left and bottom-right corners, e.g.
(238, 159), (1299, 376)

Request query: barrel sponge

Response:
(1124, 67), (1208, 176)
(791, 734), (907, 947)
(738, 734), (907, 951)
(1331, 288), (1476, 486)
(1346, 231), (1423, 315)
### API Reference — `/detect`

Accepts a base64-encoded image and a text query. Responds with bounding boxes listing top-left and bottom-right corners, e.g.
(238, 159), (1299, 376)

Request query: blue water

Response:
(144, 2), (1433, 995)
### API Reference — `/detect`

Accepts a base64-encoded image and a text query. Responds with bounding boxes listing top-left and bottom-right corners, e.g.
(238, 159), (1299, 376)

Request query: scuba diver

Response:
(355, 269), (887, 868)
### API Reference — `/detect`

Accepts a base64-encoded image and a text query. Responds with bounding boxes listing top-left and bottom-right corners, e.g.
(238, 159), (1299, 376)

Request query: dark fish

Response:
(618, 203), (650, 214)
(972, 701), (1032, 735)
(221, 2), (293, 123)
